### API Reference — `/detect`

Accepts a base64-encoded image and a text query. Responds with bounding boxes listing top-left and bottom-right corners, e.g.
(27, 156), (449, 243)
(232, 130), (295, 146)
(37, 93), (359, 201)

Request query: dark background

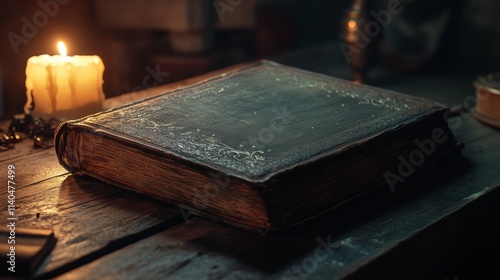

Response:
(0, 1), (499, 279)
(1, 0), (500, 119)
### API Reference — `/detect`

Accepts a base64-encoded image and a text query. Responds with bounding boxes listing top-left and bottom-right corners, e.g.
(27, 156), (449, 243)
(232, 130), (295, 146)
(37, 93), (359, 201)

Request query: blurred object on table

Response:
(473, 73), (500, 128)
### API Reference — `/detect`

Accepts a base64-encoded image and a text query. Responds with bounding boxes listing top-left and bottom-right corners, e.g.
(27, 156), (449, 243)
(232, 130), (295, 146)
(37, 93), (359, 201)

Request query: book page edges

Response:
(54, 121), (273, 233)
(55, 60), (450, 183)
(55, 105), (450, 182)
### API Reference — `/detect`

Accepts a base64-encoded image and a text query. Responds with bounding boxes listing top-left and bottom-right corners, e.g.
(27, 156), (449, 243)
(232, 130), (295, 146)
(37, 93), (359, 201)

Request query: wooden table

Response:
(1, 43), (500, 280)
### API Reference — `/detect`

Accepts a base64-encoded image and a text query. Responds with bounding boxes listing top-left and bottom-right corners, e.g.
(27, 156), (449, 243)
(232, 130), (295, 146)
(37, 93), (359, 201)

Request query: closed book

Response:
(55, 60), (461, 234)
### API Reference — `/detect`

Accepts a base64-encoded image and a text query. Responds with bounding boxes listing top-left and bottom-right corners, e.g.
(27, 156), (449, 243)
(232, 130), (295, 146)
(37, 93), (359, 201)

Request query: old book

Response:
(55, 60), (461, 234)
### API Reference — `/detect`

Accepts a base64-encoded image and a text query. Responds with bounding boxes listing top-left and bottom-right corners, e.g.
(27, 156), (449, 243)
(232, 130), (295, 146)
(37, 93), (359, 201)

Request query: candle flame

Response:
(348, 20), (357, 30)
(58, 41), (67, 57)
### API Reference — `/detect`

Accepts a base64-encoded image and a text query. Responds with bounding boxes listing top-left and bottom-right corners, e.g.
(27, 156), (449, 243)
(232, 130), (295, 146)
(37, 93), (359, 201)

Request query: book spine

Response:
(54, 122), (82, 174)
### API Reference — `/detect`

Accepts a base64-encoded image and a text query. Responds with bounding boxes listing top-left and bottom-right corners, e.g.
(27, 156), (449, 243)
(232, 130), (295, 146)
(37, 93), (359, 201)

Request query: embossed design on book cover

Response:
(86, 61), (442, 180)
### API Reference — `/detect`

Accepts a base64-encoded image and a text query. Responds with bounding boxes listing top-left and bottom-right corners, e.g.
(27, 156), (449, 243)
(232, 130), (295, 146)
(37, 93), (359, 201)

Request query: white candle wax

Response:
(25, 46), (105, 120)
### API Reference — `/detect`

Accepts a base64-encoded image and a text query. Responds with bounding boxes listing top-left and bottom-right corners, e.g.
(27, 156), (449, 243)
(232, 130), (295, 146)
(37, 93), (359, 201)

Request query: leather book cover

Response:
(55, 60), (460, 233)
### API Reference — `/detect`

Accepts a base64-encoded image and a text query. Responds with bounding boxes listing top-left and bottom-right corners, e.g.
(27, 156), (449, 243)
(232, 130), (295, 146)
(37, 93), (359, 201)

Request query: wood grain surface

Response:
(1, 43), (499, 279)
(52, 116), (500, 280)
(0, 136), (184, 278)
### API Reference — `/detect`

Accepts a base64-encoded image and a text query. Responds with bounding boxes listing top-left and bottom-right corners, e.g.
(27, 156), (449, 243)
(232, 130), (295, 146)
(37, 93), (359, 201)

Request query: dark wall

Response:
(1, 0), (499, 119)
(0, 0), (156, 119)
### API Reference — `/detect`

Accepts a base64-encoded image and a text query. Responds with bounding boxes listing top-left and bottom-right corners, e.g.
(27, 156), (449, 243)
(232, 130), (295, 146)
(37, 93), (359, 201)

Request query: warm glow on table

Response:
(25, 41), (105, 120)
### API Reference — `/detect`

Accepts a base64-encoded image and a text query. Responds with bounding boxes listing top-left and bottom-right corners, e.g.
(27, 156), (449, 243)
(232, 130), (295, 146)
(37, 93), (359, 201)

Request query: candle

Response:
(24, 41), (105, 120)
